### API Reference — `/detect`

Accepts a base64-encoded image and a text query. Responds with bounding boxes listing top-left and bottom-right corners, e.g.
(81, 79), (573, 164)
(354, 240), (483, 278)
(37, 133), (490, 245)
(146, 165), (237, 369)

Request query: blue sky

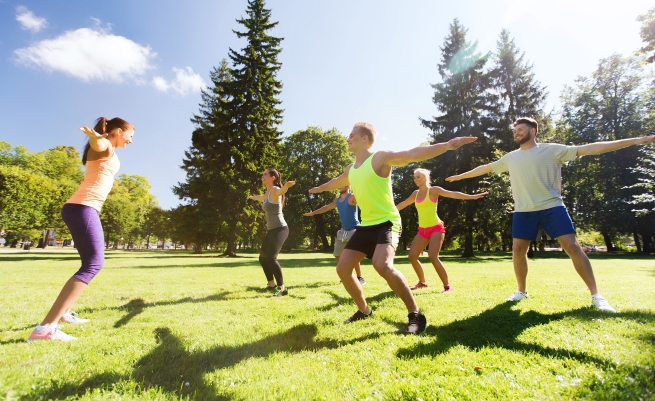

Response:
(1, 0), (652, 209)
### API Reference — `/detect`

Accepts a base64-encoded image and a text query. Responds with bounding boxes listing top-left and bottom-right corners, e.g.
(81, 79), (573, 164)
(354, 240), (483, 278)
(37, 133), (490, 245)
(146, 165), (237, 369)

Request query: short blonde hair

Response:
(353, 122), (377, 146)
(414, 168), (431, 186)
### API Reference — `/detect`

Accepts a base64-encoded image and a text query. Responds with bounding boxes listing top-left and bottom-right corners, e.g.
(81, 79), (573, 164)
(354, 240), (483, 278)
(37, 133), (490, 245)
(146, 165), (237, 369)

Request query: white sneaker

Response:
(27, 325), (77, 342)
(506, 290), (530, 302)
(60, 312), (90, 324)
(591, 295), (617, 313)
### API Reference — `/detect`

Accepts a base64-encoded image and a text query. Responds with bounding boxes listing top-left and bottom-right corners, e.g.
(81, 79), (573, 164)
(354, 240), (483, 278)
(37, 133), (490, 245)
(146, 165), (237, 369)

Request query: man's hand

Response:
(309, 187), (321, 194)
(445, 175), (460, 182)
(446, 137), (478, 150)
(303, 212), (314, 217)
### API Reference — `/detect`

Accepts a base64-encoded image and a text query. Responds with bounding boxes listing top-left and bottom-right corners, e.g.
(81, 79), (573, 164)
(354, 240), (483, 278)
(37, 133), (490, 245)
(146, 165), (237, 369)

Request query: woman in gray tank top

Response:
(248, 168), (295, 296)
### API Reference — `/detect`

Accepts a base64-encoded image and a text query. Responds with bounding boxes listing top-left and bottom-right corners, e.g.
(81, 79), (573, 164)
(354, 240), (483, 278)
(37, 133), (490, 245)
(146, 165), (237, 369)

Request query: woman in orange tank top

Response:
(28, 117), (135, 342)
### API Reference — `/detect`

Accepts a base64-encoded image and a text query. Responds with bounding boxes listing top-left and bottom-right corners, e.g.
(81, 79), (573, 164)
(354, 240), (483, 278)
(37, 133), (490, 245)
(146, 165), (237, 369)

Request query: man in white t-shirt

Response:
(447, 117), (655, 312)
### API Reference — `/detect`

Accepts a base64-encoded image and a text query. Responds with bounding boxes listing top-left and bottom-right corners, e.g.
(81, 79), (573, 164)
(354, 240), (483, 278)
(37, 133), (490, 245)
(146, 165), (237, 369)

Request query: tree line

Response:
(2, 2), (654, 256)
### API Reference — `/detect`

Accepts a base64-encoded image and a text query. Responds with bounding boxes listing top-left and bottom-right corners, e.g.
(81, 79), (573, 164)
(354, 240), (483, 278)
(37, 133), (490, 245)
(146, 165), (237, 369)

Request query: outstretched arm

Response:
(309, 165), (351, 194)
(303, 199), (337, 217)
(80, 126), (112, 153)
(395, 191), (417, 211)
(433, 186), (488, 200)
(446, 164), (493, 182)
(577, 135), (655, 156)
(248, 194), (266, 202)
(270, 181), (296, 198)
(382, 137), (478, 167)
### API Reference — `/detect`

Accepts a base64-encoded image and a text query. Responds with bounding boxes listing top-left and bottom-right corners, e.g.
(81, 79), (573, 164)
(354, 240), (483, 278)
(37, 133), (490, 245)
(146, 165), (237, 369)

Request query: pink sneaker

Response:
(27, 325), (76, 342)
(411, 282), (429, 290)
(442, 286), (453, 293)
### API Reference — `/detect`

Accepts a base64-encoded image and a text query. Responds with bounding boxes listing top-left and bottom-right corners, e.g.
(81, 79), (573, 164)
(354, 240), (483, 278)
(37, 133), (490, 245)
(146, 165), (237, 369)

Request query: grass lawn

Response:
(1, 249), (654, 400)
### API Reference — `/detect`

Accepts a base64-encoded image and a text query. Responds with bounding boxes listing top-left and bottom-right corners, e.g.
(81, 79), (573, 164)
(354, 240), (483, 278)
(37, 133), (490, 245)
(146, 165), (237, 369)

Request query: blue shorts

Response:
(512, 206), (575, 240)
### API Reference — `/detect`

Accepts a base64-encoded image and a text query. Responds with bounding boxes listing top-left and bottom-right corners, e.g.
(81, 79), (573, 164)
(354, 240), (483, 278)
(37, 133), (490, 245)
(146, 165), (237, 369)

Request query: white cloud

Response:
(16, 6), (47, 33)
(14, 27), (156, 82)
(152, 67), (206, 96)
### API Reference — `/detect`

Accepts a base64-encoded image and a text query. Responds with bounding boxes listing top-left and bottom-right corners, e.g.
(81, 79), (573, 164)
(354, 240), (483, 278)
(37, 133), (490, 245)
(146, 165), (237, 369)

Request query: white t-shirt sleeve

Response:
(489, 153), (509, 174)
(547, 144), (578, 162)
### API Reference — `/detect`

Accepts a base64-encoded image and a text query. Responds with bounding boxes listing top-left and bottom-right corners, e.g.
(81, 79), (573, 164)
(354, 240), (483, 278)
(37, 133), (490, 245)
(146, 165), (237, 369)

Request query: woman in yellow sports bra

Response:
(396, 168), (487, 292)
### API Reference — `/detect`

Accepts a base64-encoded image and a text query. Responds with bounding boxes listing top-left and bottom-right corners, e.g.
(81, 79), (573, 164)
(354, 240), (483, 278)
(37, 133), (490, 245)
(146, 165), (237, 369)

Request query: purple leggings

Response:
(61, 203), (105, 284)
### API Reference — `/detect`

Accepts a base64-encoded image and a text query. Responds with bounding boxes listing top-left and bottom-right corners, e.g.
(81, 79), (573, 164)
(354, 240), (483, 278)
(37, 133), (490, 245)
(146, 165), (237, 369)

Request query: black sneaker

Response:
(357, 276), (367, 285)
(273, 287), (288, 297)
(344, 309), (372, 324)
(406, 312), (427, 335)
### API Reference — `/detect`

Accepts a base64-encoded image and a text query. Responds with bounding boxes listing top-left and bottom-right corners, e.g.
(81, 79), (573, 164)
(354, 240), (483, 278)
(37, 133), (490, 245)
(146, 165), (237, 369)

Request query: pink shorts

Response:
(417, 223), (446, 240)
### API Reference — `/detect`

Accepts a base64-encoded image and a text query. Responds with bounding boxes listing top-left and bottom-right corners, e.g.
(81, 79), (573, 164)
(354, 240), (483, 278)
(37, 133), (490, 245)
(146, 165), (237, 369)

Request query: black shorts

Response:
(344, 221), (400, 259)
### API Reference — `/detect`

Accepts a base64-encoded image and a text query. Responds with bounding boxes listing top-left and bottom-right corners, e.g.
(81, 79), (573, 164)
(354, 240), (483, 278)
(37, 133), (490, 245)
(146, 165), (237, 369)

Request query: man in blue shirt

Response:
(304, 185), (366, 285)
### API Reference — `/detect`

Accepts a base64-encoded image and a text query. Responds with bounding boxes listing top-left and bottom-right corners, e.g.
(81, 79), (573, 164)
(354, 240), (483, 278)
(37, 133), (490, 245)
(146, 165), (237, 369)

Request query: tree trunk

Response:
(313, 214), (330, 250)
(634, 232), (642, 253)
(222, 220), (237, 257)
(193, 243), (203, 254)
(601, 232), (614, 252)
(461, 203), (475, 258)
(640, 227), (652, 253)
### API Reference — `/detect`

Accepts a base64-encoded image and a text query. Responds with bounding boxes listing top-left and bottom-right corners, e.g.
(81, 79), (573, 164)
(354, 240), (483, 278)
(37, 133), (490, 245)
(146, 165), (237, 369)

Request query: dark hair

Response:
(513, 117), (538, 132)
(82, 117), (134, 165)
(266, 168), (285, 207)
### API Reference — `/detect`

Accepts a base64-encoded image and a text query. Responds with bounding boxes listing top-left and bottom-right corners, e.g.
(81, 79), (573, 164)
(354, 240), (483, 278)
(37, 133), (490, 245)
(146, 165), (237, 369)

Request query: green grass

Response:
(1, 249), (654, 400)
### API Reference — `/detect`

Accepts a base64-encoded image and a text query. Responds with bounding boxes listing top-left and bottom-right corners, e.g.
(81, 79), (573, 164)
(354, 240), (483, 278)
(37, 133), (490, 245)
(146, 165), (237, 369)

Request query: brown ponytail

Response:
(82, 117), (134, 165)
(266, 168), (285, 207)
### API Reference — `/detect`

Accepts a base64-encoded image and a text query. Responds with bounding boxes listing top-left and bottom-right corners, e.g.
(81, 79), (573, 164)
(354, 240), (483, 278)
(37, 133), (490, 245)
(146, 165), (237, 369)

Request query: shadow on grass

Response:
(396, 303), (655, 367)
(314, 290), (400, 315)
(0, 338), (28, 345)
(126, 257), (339, 270)
(34, 324), (380, 400)
(112, 292), (242, 328)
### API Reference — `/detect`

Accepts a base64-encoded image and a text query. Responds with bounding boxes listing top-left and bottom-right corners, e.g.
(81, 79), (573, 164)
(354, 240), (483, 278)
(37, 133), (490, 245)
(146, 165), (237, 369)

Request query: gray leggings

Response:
(259, 225), (289, 286)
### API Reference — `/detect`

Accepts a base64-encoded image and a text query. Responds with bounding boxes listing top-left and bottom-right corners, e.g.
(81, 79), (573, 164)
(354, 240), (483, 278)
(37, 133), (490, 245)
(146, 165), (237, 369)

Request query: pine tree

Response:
(174, 0), (284, 256)
(489, 30), (549, 252)
(420, 19), (498, 257)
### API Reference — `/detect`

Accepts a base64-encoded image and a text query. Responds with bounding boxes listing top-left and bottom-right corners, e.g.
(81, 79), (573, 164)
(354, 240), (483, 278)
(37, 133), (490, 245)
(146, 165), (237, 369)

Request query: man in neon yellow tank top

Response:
(310, 122), (476, 334)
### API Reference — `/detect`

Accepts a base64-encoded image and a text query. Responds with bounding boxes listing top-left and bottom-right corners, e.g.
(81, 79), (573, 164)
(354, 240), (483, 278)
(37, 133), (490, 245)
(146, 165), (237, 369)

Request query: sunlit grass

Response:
(1, 249), (654, 400)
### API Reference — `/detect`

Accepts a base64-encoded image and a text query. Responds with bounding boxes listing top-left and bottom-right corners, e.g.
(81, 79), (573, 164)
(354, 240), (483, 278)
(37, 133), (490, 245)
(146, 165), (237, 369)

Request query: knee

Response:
(372, 262), (394, 277)
(408, 251), (420, 262)
(512, 243), (529, 254)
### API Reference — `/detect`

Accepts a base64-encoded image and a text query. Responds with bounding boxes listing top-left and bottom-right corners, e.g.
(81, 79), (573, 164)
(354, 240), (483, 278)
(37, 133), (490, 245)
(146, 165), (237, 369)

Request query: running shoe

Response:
(358, 276), (367, 285)
(406, 312), (427, 335)
(59, 312), (89, 324)
(411, 282), (428, 290)
(27, 325), (76, 342)
(264, 285), (277, 292)
(506, 290), (530, 302)
(591, 294), (617, 313)
(344, 309), (372, 324)
(442, 286), (453, 294)
(273, 287), (288, 297)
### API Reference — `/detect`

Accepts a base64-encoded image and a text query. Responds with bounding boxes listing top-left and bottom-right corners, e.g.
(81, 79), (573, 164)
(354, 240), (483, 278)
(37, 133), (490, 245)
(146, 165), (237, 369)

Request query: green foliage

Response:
(281, 127), (353, 249)
(101, 174), (157, 248)
(638, 7), (655, 63)
(559, 54), (647, 251)
(0, 143), (82, 242)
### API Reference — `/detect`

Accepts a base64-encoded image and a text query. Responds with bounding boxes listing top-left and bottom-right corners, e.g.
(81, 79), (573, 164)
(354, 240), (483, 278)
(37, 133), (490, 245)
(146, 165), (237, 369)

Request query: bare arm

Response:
(80, 126), (111, 153)
(303, 199), (337, 217)
(248, 194), (266, 202)
(382, 137), (478, 167)
(348, 194), (357, 206)
(309, 165), (351, 193)
(395, 191), (417, 211)
(577, 135), (655, 156)
(446, 164), (493, 182)
(270, 181), (296, 198)
(433, 186), (488, 200)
